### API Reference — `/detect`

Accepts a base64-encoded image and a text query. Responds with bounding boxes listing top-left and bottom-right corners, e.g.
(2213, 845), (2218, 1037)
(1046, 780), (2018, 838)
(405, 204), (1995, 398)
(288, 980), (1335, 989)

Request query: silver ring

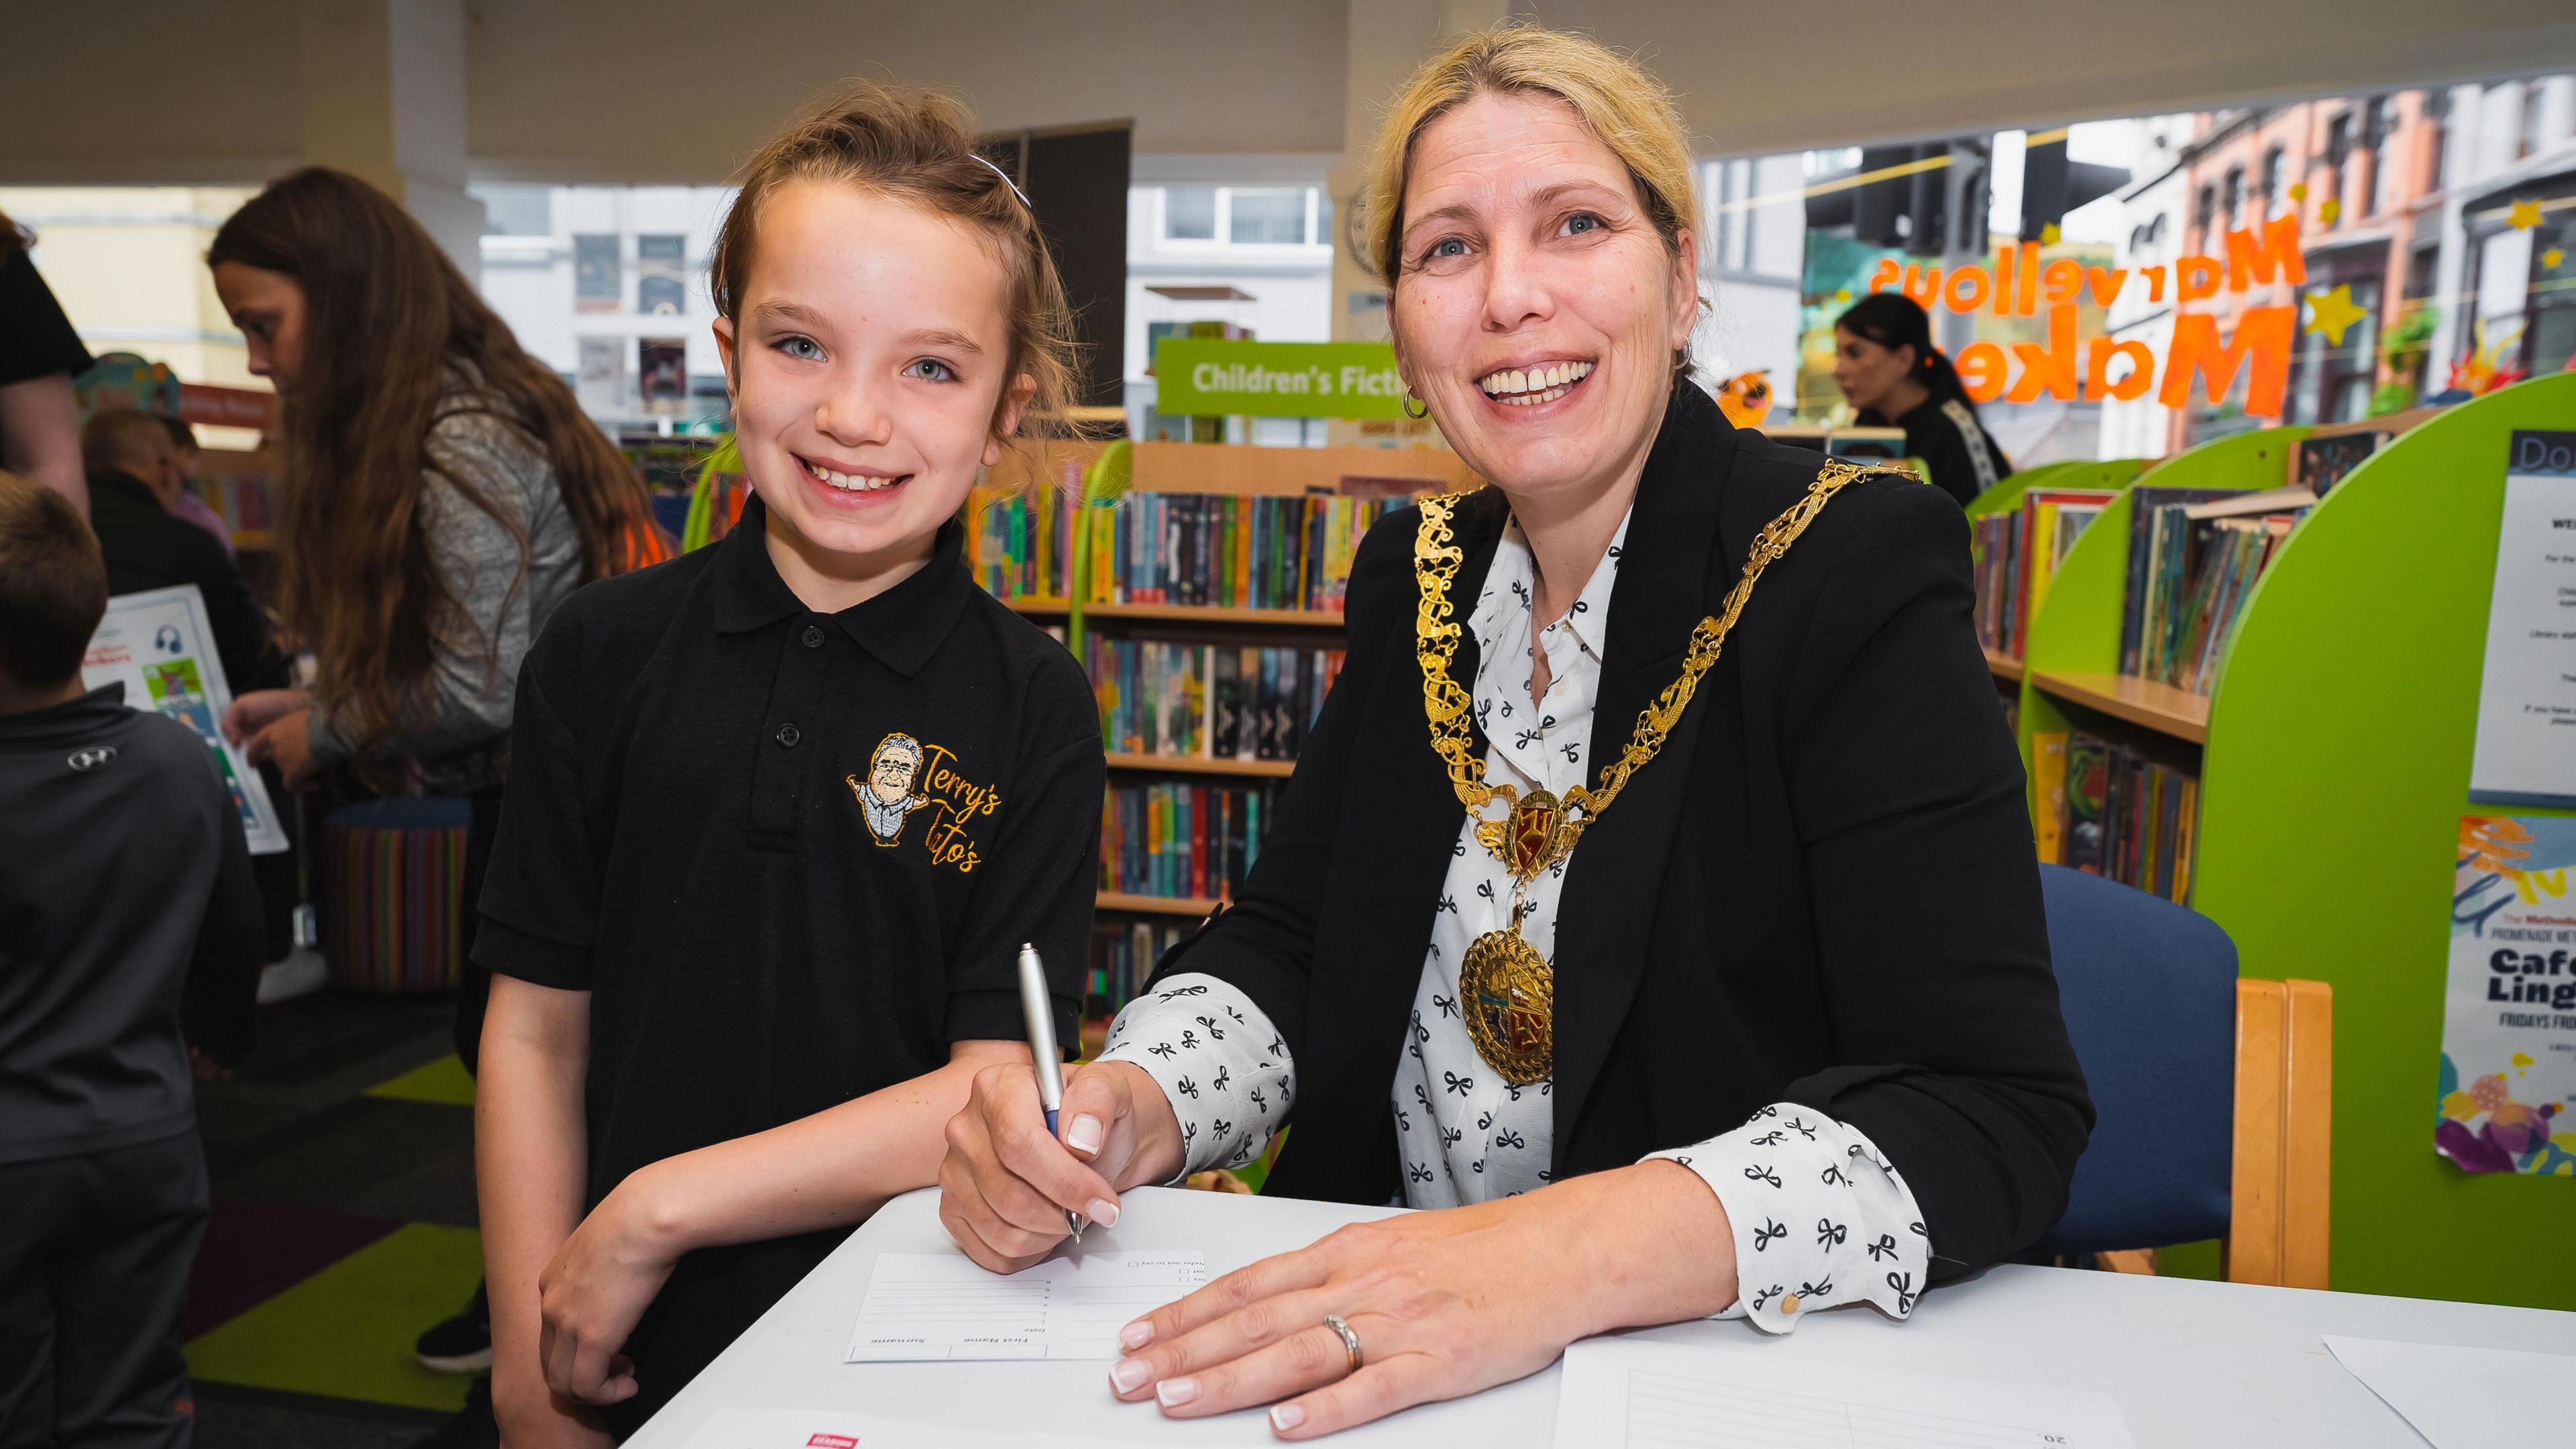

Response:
(1322, 1313), (1362, 1375)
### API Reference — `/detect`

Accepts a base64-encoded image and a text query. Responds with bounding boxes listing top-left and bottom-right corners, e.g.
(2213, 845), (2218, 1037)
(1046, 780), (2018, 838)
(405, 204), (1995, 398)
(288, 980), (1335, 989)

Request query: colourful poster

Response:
(2439, 816), (2576, 1175)
(80, 584), (288, 855)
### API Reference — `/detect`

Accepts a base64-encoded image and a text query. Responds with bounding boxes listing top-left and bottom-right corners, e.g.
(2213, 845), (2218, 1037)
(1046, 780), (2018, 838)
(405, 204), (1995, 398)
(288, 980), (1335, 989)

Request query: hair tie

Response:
(971, 154), (1032, 210)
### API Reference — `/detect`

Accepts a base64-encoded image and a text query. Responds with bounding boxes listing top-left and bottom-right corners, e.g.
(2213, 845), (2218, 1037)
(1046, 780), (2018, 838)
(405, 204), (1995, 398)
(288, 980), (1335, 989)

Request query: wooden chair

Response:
(2226, 977), (2332, 1288)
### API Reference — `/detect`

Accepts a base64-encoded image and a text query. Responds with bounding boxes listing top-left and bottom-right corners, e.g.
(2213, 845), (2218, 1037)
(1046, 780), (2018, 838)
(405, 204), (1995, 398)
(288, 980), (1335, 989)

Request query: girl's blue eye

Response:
(777, 335), (822, 361)
(904, 358), (957, 383)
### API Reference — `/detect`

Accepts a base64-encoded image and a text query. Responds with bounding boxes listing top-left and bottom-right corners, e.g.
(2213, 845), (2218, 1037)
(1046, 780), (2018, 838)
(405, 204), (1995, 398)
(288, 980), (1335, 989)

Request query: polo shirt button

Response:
(802, 625), (826, 648)
(775, 722), (801, 748)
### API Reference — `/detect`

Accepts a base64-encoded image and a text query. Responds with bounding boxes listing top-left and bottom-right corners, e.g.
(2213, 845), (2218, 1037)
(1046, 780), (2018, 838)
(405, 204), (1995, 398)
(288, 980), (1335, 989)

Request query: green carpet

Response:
(185, 1222), (484, 1412)
(363, 1053), (476, 1107)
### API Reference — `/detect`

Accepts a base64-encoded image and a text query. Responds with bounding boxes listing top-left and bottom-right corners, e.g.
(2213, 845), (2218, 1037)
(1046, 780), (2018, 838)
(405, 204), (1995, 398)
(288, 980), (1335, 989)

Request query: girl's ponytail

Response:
(1834, 290), (1970, 410)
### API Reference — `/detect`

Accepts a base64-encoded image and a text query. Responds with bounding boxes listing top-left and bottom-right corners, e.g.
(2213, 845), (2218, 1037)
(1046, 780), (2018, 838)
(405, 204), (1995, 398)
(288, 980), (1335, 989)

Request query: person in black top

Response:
(82, 409), (287, 696)
(1833, 291), (2015, 507)
(0, 472), (265, 1449)
(0, 211), (93, 517)
(472, 83), (1106, 1444)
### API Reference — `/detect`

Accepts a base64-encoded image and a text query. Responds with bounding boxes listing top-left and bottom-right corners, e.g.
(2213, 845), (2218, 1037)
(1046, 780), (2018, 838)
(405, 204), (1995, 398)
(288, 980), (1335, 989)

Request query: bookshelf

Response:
(1982, 648), (2025, 684)
(2010, 374), (2576, 1313)
(1004, 598), (1352, 629)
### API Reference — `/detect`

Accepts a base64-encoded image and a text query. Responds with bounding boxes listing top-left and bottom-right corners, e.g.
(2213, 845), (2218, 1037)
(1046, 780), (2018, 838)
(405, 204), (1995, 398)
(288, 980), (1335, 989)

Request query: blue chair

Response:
(2033, 865), (2332, 1287)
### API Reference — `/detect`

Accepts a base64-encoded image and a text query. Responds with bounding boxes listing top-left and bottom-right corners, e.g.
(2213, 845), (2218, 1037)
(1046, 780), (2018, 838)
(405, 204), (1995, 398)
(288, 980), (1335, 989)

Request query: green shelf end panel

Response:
(2194, 372), (2576, 1311)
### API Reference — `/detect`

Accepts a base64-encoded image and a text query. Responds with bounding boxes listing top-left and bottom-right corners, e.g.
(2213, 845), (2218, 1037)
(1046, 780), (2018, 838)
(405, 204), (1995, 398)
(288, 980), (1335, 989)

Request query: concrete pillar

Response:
(298, 0), (484, 282)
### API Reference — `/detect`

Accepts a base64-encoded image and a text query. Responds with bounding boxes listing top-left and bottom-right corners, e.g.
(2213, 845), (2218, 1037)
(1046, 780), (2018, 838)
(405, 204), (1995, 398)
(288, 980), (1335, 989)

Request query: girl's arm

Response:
(534, 1037), (1036, 1407)
(477, 973), (610, 1448)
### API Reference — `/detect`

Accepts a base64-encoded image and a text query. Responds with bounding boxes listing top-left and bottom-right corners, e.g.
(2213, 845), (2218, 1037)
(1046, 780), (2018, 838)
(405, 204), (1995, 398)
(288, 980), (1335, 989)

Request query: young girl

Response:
(472, 83), (1106, 1444)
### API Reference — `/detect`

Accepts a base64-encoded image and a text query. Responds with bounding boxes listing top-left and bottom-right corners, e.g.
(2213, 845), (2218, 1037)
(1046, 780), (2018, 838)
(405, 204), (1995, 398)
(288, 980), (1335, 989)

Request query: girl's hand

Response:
(1106, 1162), (1738, 1439)
(937, 1059), (1185, 1273)
(535, 1177), (682, 1406)
(221, 687), (311, 746)
(246, 710), (323, 791)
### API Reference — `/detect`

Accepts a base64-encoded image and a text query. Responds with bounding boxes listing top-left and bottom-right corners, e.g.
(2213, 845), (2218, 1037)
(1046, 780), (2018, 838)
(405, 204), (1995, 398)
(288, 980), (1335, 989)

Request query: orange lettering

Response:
(1867, 258), (1902, 294)
(1942, 264), (1992, 313)
(2224, 215), (2306, 290)
(2159, 305), (2295, 417)
(1901, 264), (1943, 309)
(1957, 341), (2010, 401)
(2177, 254), (2222, 302)
(2006, 305), (2082, 402)
(2018, 241), (2041, 317)
(2084, 337), (2155, 400)
(2145, 265), (2167, 303)
(2042, 259), (2084, 304)
(1993, 244), (2016, 317)
(2083, 266), (2129, 307)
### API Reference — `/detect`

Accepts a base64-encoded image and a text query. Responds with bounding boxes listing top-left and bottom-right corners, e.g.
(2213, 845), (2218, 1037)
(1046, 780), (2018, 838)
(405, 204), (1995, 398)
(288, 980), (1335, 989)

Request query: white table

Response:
(633, 1185), (2576, 1447)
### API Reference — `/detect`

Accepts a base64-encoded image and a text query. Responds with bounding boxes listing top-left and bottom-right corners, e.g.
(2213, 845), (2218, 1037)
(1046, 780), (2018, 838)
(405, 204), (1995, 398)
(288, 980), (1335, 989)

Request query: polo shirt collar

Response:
(709, 494), (973, 678)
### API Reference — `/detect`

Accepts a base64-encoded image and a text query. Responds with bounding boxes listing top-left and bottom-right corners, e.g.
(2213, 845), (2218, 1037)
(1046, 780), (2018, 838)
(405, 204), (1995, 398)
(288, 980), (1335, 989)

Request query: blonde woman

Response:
(940, 23), (2092, 1438)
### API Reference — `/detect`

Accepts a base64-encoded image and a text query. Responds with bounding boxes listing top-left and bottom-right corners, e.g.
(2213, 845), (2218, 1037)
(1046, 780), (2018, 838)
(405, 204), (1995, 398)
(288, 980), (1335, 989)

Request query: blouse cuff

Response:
(1096, 973), (1295, 1181)
(1644, 1102), (1931, 1334)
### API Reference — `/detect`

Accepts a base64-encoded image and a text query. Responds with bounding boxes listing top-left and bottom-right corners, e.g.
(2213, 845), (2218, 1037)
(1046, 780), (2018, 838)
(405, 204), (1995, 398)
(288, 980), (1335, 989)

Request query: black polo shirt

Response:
(474, 496), (1104, 1432)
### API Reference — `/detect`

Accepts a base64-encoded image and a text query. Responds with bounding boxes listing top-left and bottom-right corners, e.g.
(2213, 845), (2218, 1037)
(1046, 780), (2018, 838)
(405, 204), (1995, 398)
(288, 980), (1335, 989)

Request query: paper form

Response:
(679, 1406), (1161, 1448)
(1552, 1338), (2134, 1448)
(843, 1251), (1207, 1361)
(2323, 1335), (2576, 1448)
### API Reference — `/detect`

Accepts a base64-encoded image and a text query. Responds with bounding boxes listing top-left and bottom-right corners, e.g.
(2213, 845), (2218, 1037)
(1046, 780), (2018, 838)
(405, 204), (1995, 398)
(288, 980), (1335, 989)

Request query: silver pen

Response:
(1016, 943), (1085, 1244)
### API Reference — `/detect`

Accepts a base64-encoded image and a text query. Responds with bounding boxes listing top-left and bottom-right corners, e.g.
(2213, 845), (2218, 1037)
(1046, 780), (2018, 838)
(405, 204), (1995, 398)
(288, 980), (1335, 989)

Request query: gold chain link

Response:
(1414, 460), (1899, 874)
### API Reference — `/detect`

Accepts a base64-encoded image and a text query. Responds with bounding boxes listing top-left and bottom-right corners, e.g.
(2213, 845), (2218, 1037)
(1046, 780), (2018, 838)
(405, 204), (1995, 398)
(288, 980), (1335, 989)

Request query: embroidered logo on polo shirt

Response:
(844, 732), (998, 872)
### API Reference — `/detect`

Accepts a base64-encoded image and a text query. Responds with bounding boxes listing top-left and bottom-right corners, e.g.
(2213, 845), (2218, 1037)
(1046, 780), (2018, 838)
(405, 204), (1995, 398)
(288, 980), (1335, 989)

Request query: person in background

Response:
(0, 470), (266, 1449)
(203, 166), (667, 1444)
(156, 415), (237, 557)
(83, 409), (284, 698)
(0, 211), (93, 518)
(1831, 291), (2014, 507)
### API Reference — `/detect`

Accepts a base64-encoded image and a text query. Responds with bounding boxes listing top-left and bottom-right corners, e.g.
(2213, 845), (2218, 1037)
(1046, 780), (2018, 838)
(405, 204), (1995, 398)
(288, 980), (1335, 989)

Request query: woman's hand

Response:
(1106, 1161), (1737, 1439)
(221, 687), (311, 746)
(937, 1059), (1186, 1273)
(245, 710), (323, 791)
(535, 1174), (683, 1407)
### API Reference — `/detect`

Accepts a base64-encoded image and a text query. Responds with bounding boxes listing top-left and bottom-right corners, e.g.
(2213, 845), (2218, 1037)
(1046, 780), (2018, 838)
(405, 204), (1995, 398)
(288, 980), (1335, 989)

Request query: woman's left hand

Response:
(245, 710), (323, 791)
(1106, 1161), (1737, 1438)
(536, 1176), (683, 1407)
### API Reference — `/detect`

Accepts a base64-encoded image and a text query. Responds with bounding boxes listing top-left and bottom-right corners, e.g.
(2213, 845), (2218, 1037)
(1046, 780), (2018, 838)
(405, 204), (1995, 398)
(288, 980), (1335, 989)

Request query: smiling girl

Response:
(470, 83), (1105, 1444)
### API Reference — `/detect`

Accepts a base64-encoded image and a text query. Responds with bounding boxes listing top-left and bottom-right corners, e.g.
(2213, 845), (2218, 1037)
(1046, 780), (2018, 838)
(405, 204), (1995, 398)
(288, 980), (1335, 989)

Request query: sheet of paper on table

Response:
(2323, 1335), (2576, 1448)
(678, 1406), (1163, 1448)
(1552, 1337), (2135, 1448)
(845, 1251), (1208, 1362)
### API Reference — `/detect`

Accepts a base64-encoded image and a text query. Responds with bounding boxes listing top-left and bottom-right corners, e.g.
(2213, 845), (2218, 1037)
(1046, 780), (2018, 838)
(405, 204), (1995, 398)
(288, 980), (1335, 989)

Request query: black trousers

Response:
(0, 1130), (209, 1449)
(452, 784), (504, 1075)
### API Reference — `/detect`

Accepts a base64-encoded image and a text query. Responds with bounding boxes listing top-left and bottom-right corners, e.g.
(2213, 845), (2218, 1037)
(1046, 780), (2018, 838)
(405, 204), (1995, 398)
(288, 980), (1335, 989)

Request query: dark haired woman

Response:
(1832, 291), (2014, 506)
(0, 211), (93, 518)
(204, 167), (665, 1411)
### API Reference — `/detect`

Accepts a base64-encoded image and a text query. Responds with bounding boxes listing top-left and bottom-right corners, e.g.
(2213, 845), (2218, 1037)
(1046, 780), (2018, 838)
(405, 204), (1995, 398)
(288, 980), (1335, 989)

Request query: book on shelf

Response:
(1085, 918), (1192, 1020)
(189, 472), (274, 537)
(1972, 489), (2114, 658)
(2121, 485), (2314, 695)
(2296, 429), (2391, 495)
(965, 487), (1399, 614)
(1088, 638), (1346, 761)
(1102, 777), (1285, 903)
(2047, 729), (2198, 904)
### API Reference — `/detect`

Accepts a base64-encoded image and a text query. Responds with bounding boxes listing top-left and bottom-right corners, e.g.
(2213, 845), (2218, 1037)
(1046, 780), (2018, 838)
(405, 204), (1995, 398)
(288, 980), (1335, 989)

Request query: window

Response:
(636, 234), (687, 317)
(2286, 270), (2380, 425)
(2519, 85), (2546, 160)
(574, 233), (619, 312)
(1227, 189), (1308, 245)
(1163, 186), (1216, 241)
(2222, 164), (2244, 227)
(2524, 213), (2576, 377)
(2260, 146), (2284, 212)
(2322, 113), (2350, 227)
(2194, 182), (2216, 236)
(2422, 89), (2449, 194)
(478, 185), (551, 237)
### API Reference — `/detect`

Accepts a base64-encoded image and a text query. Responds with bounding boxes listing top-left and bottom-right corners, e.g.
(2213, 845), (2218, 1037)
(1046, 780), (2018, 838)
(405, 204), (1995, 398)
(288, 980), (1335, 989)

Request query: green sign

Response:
(1152, 338), (1406, 419)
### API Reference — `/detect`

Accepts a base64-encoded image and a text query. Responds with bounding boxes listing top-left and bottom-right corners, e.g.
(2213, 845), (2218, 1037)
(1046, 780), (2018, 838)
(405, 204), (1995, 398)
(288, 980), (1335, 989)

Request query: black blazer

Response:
(1156, 384), (2092, 1281)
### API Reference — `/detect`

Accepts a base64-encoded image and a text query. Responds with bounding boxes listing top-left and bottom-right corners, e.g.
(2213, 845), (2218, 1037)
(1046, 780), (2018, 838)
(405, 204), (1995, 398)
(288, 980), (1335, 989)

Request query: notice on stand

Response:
(2437, 816), (2576, 1177)
(845, 1252), (1205, 1361)
(2468, 431), (2576, 808)
(81, 584), (288, 855)
(1551, 1338), (2134, 1448)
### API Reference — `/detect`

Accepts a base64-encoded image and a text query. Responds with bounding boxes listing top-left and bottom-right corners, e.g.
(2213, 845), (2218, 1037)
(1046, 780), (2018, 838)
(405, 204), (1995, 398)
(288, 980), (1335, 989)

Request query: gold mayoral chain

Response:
(1413, 460), (1899, 1084)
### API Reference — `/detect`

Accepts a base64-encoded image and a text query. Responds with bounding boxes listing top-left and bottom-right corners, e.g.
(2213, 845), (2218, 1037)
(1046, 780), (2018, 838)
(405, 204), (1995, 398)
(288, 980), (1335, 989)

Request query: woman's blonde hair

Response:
(1362, 23), (1702, 374)
(709, 79), (1086, 455)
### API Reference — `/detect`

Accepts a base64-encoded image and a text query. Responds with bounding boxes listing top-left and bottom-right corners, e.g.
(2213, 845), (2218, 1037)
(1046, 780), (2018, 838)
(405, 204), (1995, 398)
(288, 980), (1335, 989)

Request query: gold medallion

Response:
(1505, 789), (1568, 877)
(1461, 926), (1556, 1085)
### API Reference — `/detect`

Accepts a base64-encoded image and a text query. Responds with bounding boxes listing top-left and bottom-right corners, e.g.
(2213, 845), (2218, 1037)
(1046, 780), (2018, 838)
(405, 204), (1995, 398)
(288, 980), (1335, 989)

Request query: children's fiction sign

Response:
(1868, 217), (2332, 417)
(1153, 339), (1408, 419)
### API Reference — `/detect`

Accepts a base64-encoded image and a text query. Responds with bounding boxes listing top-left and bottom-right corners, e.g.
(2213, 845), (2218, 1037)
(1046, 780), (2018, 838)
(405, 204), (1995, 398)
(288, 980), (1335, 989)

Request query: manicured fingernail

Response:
(1118, 1319), (1155, 1350)
(1109, 1358), (1152, 1393)
(1087, 1197), (1122, 1227)
(1271, 1403), (1306, 1432)
(1155, 1376), (1199, 1408)
(1066, 1114), (1104, 1154)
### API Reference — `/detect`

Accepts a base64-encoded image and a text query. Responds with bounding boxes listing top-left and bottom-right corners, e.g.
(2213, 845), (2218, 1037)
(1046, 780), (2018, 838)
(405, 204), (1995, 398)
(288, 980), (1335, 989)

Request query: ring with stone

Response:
(1322, 1313), (1362, 1375)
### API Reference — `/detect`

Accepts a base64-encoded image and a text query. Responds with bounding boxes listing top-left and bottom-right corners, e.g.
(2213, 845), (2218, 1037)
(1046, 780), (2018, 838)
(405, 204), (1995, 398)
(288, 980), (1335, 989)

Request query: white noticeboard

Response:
(80, 584), (289, 855)
(2467, 430), (2576, 808)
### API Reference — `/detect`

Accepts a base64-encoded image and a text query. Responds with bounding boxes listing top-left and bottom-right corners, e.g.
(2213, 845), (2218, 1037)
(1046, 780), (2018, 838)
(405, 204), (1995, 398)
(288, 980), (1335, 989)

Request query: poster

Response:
(80, 584), (288, 855)
(2466, 430), (2576, 807)
(2439, 816), (2576, 1176)
(639, 338), (688, 415)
